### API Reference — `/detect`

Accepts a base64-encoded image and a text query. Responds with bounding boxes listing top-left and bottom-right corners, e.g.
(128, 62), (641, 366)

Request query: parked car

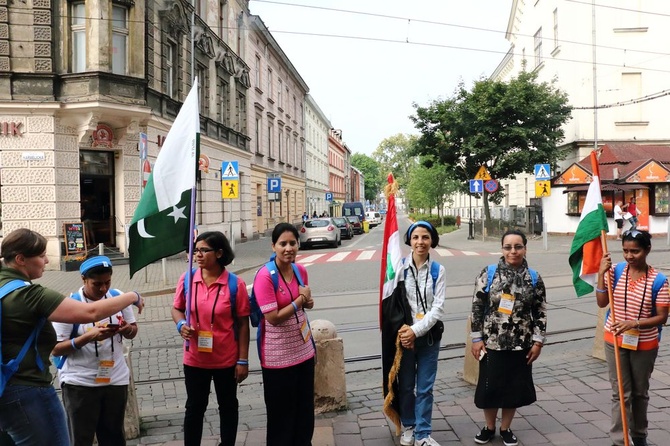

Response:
(332, 216), (354, 239)
(299, 218), (341, 249)
(366, 211), (382, 227)
(346, 216), (363, 235)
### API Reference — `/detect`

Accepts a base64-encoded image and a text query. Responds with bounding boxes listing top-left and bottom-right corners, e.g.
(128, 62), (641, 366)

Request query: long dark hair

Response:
(195, 231), (235, 268)
(272, 223), (299, 244)
(0, 228), (47, 268)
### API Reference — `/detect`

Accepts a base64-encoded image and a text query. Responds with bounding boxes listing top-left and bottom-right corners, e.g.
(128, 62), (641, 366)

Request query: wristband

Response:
(596, 288), (606, 293)
(291, 301), (299, 313)
(133, 291), (142, 306)
(472, 338), (482, 343)
(236, 359), (249, 366)
(176, 319), (187, 334)
(71, 338), (80, 350)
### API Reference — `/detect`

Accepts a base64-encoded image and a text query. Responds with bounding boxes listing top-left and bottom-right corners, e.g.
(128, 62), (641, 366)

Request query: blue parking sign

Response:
(325, 192), (333, 201)
(267, 177), (281, 192)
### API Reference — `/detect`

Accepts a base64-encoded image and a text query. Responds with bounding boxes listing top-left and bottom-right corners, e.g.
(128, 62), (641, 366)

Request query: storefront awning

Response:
(562, 183), (649, 193)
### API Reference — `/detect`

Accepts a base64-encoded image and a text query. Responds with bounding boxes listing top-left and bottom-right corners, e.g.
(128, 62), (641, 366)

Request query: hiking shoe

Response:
(474, 426), (495, 444)
(415, 436), (441, 446)
(400, 426), (414, 446)
(500, 428), (518, 446)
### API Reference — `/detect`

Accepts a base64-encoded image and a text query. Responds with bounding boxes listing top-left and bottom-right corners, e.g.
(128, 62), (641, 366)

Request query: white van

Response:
(366, 211), (382, 227)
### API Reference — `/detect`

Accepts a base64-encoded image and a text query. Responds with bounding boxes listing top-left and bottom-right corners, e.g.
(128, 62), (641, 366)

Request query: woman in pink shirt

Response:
(254, 223), (315, 446)
(172, 231), (250, 446)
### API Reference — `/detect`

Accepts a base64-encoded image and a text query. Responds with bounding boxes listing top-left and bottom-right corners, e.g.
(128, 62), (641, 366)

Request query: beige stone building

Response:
(0, 0), (253, 269)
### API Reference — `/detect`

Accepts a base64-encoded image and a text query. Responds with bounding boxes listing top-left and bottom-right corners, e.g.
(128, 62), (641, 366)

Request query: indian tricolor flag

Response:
(569, 151), (609, 296)
(379, 173), (410, 435)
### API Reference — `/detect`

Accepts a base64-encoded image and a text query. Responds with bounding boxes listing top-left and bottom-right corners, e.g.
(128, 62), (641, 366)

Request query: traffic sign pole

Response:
(468, 193), (474, 240)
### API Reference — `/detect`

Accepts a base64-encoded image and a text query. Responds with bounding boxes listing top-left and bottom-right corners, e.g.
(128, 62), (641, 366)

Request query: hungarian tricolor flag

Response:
(379, 173), (411, 434)
(569, 151), (609, 296)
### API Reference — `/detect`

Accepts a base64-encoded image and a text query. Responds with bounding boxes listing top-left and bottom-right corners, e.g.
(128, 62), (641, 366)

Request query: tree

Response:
(406, 157), (460, 217)
(351, 153), (382, 202)
(411, 71), (572, 221)
(372, 134), (418, 189)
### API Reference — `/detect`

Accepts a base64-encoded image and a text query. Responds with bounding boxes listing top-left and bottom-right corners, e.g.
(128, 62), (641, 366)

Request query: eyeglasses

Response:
(502, 244), (526, 251)
(622, 230), (643, 238)
(193, 247), (215, 255)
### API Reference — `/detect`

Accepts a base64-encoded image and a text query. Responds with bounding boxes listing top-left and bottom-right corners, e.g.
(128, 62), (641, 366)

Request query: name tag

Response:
(300, 320), (311, 343)
(416, 312), (424, 320)
(498, 293), (515, 315)
(95, 360), (115, 384)
(621, 329), (640, 350)
(197, 330), (214, 352)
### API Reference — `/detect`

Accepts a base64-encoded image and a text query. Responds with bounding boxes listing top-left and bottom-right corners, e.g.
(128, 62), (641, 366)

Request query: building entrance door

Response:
(80, 150), (115, 247)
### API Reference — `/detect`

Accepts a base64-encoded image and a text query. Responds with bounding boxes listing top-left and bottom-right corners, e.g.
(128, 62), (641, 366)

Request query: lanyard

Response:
(409, 260), (430, 313)
(193, 283), (223, 330)
(278, 264), (300, 324)
(624, 265), (649, 321)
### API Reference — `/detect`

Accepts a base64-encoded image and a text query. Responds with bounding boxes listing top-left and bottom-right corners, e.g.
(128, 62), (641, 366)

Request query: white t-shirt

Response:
(53, 287), (136, 387)
(613, 204), (623, 221)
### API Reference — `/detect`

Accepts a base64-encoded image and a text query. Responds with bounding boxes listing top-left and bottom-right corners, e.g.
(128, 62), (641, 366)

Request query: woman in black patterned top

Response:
(470, 229), (547, 446)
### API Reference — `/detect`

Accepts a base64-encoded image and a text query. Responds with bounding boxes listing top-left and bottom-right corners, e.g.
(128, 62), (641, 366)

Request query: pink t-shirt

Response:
(174, 268), (250, 368)
(254, 263), (315, 368)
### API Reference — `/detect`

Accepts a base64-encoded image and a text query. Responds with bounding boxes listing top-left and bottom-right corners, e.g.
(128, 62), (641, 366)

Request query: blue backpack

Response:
(250, 261), (304, 328)
(52, 289), (122, 369)
(402, 259), (440, 294)
(484, 264), (538, 293)
(0, 279), (45, 397)
(182, 268), (239, 339)
(608, 262), (667, 340)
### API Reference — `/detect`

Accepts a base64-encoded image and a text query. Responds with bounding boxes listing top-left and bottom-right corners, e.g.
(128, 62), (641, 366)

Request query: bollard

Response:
(310, 320), (347, 413)
(123, 345), (141, 439)
(592, 307), (607, 361)
(463, 315), (479, 385)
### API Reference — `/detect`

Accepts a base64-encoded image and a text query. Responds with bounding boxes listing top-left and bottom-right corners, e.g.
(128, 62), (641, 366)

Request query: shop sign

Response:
(21, 152), (45, 161)
(0, 122), (22, 136)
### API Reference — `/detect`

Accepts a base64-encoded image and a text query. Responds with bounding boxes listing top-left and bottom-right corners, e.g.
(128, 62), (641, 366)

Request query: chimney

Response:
(612, 168), (619, 180)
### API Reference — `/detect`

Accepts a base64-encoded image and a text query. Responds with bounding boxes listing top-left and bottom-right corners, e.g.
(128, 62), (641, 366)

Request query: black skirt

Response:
(474, 348), (537, 409)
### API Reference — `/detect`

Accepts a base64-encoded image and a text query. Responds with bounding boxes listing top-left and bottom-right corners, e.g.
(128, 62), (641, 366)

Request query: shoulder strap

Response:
(528, 268), (538, 287)
(430, 261), (440, 294)
(0, 280), (30, 299)
(613, 262), (626, 289)
(291, 264), (305, 287)
(183, 268), (197, 296)
(485, 265), (497, 293)
(228, 272), (239, 340)
(265, 260), (280, 290)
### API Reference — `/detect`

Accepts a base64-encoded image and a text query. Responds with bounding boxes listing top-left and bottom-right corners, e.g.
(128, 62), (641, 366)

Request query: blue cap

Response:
(80, 256), (113, 276)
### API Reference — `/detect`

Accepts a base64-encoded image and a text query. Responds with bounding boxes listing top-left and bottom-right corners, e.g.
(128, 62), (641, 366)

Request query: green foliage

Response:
(408, 213), (456, 228)
(405, 157), (460, 216)
(351, 153), (382, 202)
(411, 71), (572, 205)
(372, 134), (418, 189)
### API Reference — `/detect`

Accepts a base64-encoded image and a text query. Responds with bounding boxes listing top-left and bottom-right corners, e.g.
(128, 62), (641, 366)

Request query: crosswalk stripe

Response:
(434, 248), (453, 257)
(327, 252), (350, 262)
(300, 254), (327, 263)
(462, 251), (479, 256)
(357, 250), (375, 260)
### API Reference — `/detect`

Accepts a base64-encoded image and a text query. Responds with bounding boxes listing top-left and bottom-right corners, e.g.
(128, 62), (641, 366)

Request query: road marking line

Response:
(357, 250), (375, 260)
(327, 252), (350, 262)
(462, 251), (479, 256)
(434, 248), (453, 257)
(299, 254), (326, 263)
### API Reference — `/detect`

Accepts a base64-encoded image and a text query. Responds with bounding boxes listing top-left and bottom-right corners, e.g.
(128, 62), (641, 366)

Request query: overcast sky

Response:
(249, 0), (513, 156)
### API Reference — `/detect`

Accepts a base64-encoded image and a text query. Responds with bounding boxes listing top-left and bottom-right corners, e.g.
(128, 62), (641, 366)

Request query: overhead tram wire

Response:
(565, 0), (670, 18)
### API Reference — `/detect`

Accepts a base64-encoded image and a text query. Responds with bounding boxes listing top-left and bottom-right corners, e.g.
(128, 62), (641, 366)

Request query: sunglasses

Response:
(193, 247), (216, 255)
(502, 244), (526, 251)
(622, 230), (643, 238)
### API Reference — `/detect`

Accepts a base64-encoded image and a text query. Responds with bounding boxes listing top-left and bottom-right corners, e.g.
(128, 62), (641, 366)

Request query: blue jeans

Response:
(399, 340), (440, 440)
(0, 384), (69, 446)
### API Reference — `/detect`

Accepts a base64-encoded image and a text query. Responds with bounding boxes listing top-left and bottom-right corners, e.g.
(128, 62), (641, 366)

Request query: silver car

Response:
(299, 218), (341, 249)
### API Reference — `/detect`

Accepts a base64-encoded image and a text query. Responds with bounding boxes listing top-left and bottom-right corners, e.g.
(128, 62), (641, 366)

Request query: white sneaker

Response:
(415, 436), (441, 446)
(400, 426), (415, 446)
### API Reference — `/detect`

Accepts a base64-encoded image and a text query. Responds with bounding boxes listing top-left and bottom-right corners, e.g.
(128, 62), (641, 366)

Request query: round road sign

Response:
(484, 179), (499, 193)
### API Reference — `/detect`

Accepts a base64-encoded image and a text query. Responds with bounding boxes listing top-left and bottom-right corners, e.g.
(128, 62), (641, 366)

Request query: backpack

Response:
(53, 289), (122, 369)
(0, 279), (46, 397)
(402, 259), (440, 294)
(608, 262), (667, 340)
(250, 260), (304, 328)
(484, 264), (538, 293)
(182, 268), (239, 339)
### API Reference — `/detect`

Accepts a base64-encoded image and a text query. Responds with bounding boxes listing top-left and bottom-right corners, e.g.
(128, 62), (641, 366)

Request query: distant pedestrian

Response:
(595, 230), (668, 446)
(626, 196), (641, 230)
(470, 229), (547, 446)
(613, 200), (624, 240)
(302, 212), (308, 222)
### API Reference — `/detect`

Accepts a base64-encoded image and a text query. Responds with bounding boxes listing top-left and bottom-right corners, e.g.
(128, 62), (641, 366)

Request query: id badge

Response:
(197, 330), (214, 352)
(95, 360), (115, 384)
(498, 293), (515, 315)
(300, 320), (311, 343)
(416, 312), (424, 320)
(621, 328), (640, 350)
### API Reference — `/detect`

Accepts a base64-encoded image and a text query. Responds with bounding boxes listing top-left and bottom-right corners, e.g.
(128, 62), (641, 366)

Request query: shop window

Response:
(71, 2), (86, 72)
(112, 5), (128, 75)
(654, 184), (669, 215)
(567, 191), (580, 214)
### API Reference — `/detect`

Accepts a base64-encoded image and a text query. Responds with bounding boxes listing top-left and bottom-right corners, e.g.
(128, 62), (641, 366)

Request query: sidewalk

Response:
(34, 229), (670, 445)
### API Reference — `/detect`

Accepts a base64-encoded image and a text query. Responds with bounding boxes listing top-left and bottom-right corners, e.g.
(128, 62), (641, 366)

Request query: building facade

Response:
(327, 129), (348, 217)
(304, 94), (331, 218)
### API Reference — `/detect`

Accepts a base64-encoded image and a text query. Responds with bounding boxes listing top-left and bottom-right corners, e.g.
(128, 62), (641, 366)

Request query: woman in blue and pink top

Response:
(254, 222), (315, 446)
(596, 229), (669, 446)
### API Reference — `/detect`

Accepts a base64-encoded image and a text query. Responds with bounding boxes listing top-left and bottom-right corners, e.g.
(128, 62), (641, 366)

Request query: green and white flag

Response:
(128, 79), (199, 278)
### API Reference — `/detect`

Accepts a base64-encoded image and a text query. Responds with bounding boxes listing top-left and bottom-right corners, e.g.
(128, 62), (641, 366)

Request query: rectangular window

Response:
(219, 1), (227, 39)
(166, 40), (177, 98)
(534, 28), (542, 68)
(267, 122), (273, 158)
(553, 8), (558, 49)
(655, 184), (669, 214)
(219, 79), (229, 125)
(235, 90), (246, 132)
(278, 129), (283, 161)
(196, 65), (207, 113)
(111, 5), (128, 75)
(255, 116), (262, 153)
(71, 2), (86, 72)
(255, 55), (261, 89)
(278, 78), (283, 109)
(293, 96), (296, 120)
(267, 68), (273, 96)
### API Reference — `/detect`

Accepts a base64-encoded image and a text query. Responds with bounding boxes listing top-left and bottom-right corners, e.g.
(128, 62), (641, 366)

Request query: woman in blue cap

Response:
(0, 228), (144, 446)
(52, 255), (139, 446)
(397, 221), (446, 446)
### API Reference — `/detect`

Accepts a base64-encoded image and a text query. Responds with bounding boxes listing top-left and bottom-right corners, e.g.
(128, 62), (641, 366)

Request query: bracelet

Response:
(176, 319), (187, 334)
(133, 291), (142, 306)
(596, 288), (607, 293)
(71, 338), (80, 350)
(236, 359), (249, 366)
(636, 319), (641, 329)
(291, 301), (299, 313)
(472, 338), (482, 343)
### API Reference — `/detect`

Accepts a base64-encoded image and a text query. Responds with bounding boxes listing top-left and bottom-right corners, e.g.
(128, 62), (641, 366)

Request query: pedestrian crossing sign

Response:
(534, 164), (551, 180)
(474, 166), (492, 180)
(222, 180), (239, 199)
(221, 161), (239, 179)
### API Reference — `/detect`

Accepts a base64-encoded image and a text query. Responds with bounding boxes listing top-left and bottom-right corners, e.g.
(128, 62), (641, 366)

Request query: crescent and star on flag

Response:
(136, 204), (188, 238)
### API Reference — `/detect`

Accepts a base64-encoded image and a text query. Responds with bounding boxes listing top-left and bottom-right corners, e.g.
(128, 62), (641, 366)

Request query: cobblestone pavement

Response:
(33, 229), (670, 445)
